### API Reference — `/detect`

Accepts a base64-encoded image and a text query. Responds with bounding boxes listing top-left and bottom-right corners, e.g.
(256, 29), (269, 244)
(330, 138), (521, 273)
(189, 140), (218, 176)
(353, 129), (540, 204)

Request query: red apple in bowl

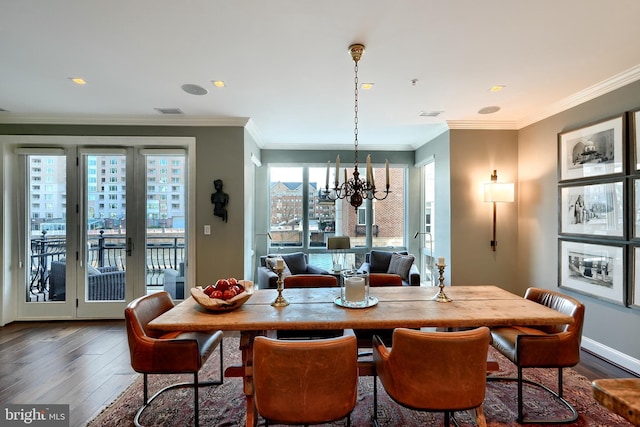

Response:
(215, 279), (230, 292)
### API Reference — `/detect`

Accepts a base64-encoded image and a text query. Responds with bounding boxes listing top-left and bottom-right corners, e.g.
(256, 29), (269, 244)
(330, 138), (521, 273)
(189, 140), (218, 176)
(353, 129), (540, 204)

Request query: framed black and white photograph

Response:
(633, 178), (640, 239)
(558, 239), (625, 305)
(631, 108), (640, 171)
(558, 115), (625, 182)
(559, 180), (624, 238)
(631, 246), (640, 309)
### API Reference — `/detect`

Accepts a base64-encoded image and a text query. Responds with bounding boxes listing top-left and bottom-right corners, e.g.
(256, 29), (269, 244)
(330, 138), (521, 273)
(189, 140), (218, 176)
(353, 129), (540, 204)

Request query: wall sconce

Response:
(483, 170), (514, 251)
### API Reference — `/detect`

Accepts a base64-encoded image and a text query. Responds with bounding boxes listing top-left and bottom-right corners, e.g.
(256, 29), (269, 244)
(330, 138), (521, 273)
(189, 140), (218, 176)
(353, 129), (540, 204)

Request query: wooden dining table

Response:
(149, 285), (574, 427)
(592, 378), (640, 426)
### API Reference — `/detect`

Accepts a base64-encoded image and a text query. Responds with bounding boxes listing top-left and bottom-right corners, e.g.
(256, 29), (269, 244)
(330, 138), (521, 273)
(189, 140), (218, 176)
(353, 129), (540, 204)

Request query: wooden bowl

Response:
(190, 280), (254, 312)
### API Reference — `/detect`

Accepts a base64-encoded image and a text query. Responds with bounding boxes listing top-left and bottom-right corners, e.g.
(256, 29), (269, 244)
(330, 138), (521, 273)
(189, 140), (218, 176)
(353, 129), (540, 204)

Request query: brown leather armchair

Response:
(253, 333), (358, 426)
(489, 287), (585, 424)
(373, 327), (491, 427)
(125, 291), (224, 427)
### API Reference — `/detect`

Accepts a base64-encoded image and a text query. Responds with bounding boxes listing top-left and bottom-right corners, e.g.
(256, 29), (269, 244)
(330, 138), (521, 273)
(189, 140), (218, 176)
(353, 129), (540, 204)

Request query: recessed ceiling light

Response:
(489, 85), (506, 92)
(478, 106), (501, 114)
(361, 83), (374, 90)
(212, 80), (226, 88)
(181, 84), (208, 96)
(69, 77), (87, 85)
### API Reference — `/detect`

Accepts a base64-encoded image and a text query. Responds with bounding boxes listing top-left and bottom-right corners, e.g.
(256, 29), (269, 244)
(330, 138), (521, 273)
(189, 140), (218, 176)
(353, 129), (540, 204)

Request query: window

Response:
(269, 167), (303, 248)
(357, 207), (366, 225)
(267, 164), (407, 257)
(419, 159), (436, 285)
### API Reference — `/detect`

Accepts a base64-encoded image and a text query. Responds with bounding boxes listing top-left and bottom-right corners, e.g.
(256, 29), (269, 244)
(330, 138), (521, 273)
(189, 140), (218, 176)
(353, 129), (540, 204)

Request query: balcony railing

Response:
(29, 230), (185, 300)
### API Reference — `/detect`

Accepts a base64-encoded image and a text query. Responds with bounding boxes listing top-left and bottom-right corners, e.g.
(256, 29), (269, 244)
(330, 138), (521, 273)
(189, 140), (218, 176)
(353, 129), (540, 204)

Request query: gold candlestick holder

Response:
(271, 266), (289, 307)
(432, 264), (452, 303)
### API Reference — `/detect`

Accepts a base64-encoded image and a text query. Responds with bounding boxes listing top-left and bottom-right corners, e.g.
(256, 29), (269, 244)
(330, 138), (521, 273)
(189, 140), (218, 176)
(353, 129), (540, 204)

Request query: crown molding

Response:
(518, 64), (640, 129)
(0, 113), (251, 127)
(446, 65), (640, 132)
(243, 118), (265, 148)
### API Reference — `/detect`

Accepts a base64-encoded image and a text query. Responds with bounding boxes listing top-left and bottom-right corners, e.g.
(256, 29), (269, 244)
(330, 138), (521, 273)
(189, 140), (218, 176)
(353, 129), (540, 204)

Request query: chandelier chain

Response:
(323, 43), (390, 210)
(353, 59), (359, 168)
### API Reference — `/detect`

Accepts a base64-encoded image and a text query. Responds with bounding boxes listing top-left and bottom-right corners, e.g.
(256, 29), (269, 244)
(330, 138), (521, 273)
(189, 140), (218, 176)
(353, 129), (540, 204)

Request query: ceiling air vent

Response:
(419, 110), (444, 118)
(155, 108), (184, 115)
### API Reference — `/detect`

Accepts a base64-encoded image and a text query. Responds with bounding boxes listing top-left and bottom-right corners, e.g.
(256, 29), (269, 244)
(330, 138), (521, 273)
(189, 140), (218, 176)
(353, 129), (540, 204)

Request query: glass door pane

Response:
(145, 154), (187, 299)
(83, 154), (128, 303)
(26, 154), (68, 303)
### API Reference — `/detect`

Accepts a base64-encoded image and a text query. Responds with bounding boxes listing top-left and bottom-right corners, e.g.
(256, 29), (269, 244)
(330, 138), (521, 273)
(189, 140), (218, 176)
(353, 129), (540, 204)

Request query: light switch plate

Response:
(204, 225), (211, 235)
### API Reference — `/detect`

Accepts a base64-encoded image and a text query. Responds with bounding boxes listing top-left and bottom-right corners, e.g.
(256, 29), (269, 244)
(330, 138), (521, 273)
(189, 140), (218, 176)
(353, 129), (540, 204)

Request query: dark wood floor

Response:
(0, 320), (637, 427)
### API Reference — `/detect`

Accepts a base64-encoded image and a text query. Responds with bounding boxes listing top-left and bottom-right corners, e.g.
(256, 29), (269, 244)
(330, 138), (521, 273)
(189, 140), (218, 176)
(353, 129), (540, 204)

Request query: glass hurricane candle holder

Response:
(341, 270), (369, 308)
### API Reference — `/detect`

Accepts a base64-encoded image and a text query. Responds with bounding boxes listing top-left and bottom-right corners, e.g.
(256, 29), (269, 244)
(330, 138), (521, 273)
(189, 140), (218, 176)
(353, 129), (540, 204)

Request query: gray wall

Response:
(519, 80), (640, 364)
(449, 129), (519, 293)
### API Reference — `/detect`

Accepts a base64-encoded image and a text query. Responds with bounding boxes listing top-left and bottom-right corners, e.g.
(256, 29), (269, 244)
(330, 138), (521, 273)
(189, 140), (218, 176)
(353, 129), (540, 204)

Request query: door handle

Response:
(127, 237), (133, 256)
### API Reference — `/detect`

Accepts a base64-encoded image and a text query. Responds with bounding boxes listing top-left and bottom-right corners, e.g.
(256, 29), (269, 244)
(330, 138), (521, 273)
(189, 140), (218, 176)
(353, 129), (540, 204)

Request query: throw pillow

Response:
(369, 250), (393, 272)
(265, 257), (292, 279)
(282, 252), (307, 274)
(387, 253), (415, 282)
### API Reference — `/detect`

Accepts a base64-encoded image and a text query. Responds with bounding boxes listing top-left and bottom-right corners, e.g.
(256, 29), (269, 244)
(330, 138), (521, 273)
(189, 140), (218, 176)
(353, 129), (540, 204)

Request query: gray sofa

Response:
(357, 250), (420, 286)
(49, 260), (126, 301)
(258, 252), (329, 289)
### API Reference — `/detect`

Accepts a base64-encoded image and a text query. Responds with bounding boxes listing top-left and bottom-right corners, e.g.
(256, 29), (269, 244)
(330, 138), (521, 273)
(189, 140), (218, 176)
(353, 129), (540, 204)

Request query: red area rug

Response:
(89, 337), (632, 426)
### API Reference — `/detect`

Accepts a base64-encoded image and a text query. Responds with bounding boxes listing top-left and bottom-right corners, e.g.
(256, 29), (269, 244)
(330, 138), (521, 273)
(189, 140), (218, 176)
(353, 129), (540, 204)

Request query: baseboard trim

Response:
(582, 336), (640, 376)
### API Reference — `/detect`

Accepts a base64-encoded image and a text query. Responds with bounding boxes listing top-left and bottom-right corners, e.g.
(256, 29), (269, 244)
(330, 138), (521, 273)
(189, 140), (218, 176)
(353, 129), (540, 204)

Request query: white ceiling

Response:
(2, 0), (640, 150)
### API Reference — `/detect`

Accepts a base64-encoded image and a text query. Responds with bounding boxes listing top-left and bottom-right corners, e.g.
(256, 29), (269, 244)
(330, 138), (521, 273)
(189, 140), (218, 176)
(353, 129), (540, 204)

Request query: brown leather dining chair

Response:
(125, 291), (224, 427)
(277, 274), (345, 340)
(372, 327), (491, 427)
(489, 287), (585, 424)
(253, 333), (359, 426)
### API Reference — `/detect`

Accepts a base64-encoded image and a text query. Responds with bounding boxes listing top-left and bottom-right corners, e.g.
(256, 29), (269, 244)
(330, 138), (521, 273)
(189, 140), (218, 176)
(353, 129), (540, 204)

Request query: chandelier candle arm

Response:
(385, 159), (389, 187)
(325, 161), (330, 190)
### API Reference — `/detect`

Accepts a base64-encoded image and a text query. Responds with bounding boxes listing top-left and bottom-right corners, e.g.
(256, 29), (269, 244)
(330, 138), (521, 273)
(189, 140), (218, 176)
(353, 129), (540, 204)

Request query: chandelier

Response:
(324, 43), (390, 210)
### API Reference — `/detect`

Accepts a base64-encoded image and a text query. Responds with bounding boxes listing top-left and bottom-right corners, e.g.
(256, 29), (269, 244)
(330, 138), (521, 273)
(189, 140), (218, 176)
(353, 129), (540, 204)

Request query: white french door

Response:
(13, 137), (193, 320)
(76, 148), (136, 317)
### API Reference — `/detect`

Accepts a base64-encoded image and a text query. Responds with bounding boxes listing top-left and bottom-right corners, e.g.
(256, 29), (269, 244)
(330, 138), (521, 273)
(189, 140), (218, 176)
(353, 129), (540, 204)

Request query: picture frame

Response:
(633, 178), (640, 239)
(631, 246), (640, 309)
(631, 108), (640, 171)
(558, 239), (625, 305)
(559, 179), (625, 238)
(558, 115), (625, 182)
